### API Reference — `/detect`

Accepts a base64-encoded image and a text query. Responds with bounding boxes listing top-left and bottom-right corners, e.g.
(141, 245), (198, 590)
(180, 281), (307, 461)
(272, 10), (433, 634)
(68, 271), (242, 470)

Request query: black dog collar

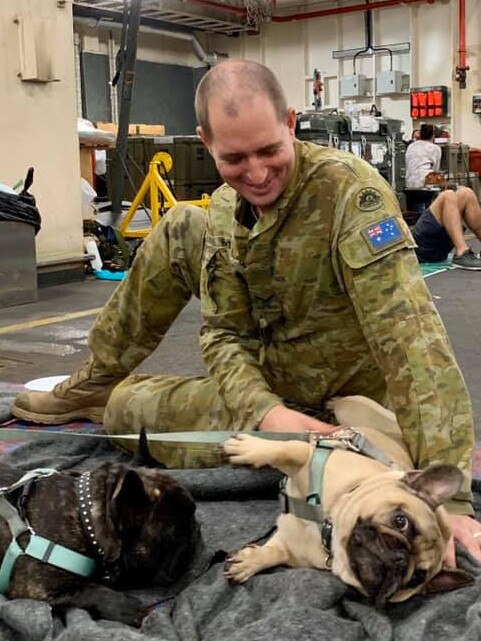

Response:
(77, 472), (105, 559)
(321, 518), (333, 554)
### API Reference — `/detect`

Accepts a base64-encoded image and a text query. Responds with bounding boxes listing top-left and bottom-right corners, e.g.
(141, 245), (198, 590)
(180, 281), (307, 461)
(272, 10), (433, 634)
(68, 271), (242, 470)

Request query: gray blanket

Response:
(0, 407), (481, 640)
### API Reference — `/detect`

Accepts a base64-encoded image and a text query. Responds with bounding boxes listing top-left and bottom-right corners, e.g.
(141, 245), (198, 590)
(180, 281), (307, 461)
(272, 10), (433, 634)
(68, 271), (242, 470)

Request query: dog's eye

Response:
(391, 511), (409, 532)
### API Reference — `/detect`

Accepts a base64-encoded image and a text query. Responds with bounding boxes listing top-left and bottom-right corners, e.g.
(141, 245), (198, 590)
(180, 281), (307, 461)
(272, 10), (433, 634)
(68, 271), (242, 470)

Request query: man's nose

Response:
(244, 157), (268, 184)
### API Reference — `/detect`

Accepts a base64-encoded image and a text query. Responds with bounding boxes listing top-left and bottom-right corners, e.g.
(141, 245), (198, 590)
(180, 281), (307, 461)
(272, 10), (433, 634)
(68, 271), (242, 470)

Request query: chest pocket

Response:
(200, 239), (258, 333)
(234, 233), (284, 337)
(200, 241), (225, 317)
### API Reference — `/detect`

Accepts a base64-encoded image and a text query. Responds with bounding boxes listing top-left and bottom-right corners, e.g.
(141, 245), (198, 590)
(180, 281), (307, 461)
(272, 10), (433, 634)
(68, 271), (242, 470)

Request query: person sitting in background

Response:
(405, 123), (442, 188)
(411, 185), (481, 270)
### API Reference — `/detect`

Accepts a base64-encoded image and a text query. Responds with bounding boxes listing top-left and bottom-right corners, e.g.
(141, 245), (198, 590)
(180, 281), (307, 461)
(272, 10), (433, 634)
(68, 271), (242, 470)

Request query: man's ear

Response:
(287, 107), (297, 138)
(196, 125), (210, 150)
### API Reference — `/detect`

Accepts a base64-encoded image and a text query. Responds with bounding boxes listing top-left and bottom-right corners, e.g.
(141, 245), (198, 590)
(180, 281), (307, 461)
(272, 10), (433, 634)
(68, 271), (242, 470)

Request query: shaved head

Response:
(195, 60), (288, 142)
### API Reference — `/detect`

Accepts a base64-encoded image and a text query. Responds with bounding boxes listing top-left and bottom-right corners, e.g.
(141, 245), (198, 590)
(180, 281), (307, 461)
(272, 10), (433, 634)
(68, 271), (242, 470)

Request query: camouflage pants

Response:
(105, 374), (233, 468)
(91, 205), (232, 467)
(89, 204), (205, 377)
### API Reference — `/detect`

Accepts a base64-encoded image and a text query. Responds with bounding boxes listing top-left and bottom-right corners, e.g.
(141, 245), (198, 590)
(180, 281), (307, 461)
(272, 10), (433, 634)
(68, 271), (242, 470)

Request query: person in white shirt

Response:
(405, 123), (442, 188)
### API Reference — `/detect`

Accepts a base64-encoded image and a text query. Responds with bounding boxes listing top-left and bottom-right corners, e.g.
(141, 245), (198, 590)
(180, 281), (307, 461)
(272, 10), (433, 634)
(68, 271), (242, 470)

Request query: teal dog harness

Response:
(278, 428), (395, 561)
(0, 468), (96, 593)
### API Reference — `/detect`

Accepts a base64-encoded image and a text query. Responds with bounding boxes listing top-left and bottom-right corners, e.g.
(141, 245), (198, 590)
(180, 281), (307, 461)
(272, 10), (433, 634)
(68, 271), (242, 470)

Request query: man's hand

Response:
(259, 405), (337, 436)
(444, 514), (481, 567)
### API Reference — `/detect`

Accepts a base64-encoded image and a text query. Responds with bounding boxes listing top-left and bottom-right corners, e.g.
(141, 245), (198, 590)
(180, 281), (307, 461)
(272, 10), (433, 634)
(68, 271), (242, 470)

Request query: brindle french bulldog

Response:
(0, 432), (199, 626)
(223, 395), (473, 606)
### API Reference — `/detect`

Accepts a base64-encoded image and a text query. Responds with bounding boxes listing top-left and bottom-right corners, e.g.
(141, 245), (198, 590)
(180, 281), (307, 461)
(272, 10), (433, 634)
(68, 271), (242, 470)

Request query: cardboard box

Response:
(96, 122), (166, 136)
(133, 124), (166, 136)
(79, 146), (95, 186)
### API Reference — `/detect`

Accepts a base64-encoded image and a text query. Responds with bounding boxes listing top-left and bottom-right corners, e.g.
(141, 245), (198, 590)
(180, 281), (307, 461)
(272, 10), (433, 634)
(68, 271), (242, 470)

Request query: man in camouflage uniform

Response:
(11, 60), (481, 561)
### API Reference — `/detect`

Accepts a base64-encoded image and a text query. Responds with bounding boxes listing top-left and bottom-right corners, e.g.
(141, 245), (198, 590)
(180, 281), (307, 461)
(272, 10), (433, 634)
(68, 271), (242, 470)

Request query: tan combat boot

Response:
(10, 355), (121, 424)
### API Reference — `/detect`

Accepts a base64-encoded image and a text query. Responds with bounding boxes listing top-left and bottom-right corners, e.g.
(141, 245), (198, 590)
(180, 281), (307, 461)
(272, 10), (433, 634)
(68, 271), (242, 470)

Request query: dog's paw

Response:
(325, 396), (342, 412)
(224, 545), (262, 583)
(327, 395), (398, 433)
(113, 596), (147, 628)
(223, 434), (266, 468)
(69, 586), (147, 627)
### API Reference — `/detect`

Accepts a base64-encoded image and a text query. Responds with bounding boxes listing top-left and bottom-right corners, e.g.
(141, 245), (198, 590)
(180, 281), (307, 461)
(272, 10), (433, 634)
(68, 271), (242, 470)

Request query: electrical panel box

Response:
(376, 70), (404, 95)
(340, 75), (367, 98)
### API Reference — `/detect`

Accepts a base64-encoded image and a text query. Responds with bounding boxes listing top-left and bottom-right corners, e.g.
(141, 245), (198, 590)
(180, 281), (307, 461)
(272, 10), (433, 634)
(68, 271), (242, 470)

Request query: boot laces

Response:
(54, 363), (92, 395)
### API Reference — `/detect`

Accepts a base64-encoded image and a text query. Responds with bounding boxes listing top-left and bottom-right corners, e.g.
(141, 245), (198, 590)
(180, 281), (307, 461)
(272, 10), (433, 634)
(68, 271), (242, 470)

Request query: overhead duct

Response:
(73, 16), (223, 66)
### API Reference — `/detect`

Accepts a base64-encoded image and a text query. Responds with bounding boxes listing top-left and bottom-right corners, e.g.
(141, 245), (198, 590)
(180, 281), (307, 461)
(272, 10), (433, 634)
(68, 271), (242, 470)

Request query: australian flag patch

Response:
(361, 217), (404, 253)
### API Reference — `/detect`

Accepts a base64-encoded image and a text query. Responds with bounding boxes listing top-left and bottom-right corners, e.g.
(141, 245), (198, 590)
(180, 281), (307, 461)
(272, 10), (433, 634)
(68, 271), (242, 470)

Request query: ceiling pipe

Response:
(73, 16), (222, 65)
(455, 0), (469, 88)
(353, 1), (393, 74)
(270, 0), (436, 22)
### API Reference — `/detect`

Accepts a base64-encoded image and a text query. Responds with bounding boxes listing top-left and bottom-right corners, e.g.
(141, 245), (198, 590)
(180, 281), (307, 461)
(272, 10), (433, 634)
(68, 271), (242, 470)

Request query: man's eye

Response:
(223, 156), (243, 165)
(259, 147), (279, 157)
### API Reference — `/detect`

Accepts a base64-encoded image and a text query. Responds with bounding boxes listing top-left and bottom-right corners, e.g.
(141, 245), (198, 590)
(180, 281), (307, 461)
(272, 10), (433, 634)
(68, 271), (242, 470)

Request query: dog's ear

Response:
(111, 469), (151, 532)
(402, 465), (463, 509)
(159, 483), (196, 522)
(423, 567), (474, 595)
(130, 427), (166, 469)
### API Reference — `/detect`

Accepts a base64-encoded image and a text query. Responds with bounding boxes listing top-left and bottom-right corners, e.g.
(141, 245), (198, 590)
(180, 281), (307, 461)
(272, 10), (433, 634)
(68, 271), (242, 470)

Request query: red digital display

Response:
(410, 86), (448, 119)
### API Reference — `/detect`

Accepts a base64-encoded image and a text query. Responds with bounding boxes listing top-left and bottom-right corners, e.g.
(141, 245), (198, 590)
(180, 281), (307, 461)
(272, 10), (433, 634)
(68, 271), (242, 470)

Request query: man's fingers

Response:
(444, 536), (456, 568)
(459, 534), (481, 564)
(447, 514), (481, 566)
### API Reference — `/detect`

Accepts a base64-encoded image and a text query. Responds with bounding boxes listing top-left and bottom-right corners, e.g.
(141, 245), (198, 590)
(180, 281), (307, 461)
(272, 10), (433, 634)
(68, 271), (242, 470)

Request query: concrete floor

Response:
(0, 266), (480, 437)
(0, 278), (206, 382)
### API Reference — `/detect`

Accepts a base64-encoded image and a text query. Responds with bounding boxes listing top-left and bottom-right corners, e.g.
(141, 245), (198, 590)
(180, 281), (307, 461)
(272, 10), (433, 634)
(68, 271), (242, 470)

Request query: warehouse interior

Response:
(1, 0), (481, 639)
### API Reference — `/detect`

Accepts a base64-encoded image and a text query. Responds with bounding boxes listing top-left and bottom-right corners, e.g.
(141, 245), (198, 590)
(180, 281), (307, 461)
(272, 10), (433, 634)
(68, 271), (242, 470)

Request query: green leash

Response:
(0, 428), (310, 445)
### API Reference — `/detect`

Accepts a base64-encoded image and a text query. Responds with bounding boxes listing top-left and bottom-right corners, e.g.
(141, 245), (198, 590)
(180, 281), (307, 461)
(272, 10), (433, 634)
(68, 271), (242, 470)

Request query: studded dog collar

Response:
(77, 472), (105, 558)
(76, 471), (115, 583)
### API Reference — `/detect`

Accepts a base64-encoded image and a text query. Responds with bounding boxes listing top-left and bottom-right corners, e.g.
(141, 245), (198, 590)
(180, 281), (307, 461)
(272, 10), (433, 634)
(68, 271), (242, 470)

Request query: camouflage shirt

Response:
(199, 140), (474, 514)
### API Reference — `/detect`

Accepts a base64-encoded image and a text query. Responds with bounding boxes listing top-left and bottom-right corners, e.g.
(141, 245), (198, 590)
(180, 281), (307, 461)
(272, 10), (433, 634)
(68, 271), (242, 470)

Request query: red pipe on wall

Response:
(271, 0), (435, 22)
(458, 0), (467, 69)
(455, 0), (469, 88)
(185, 0), (434, 21)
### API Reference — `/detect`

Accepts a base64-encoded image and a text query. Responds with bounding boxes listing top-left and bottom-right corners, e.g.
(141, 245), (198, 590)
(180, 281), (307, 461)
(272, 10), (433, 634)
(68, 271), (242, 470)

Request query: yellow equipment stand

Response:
(119, 151), (211, 238)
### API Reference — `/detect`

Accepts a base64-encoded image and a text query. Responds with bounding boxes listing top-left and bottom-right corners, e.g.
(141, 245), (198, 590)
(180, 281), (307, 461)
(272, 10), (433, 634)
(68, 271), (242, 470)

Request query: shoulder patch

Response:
(360, 217), (404, 253)
(356, 188), (383, 211)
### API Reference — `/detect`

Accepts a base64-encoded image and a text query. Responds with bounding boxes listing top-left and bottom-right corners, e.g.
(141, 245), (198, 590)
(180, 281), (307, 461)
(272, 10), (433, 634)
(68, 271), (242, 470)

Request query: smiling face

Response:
(197, 93), (297, 211)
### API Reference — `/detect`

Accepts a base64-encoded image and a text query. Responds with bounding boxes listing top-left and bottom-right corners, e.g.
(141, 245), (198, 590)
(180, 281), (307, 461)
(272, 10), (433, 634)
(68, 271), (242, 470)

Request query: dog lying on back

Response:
(0, 433), (199, 626)
(223, 396), (473, 606)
